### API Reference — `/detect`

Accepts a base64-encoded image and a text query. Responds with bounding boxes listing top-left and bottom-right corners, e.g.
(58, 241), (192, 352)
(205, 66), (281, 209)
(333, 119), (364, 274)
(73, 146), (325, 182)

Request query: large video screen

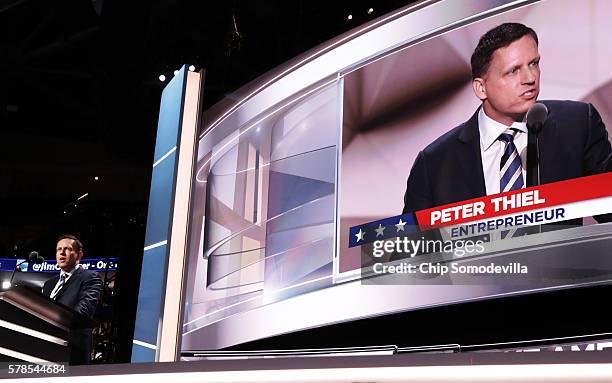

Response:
(180, 0), (612, 353)
(338, 0), (612, 278)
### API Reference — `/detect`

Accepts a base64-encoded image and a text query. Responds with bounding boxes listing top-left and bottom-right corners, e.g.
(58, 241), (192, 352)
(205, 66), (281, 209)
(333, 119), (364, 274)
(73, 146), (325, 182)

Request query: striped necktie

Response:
(50, 273), (66, 300)
(499, 128), (524, 193)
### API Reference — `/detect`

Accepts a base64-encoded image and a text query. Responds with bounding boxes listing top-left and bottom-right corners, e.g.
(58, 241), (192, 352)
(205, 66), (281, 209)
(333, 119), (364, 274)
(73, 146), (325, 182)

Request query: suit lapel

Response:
(538, 108), (557, 184)
(456, 108), (487, 199)
(43, 275), (60, 296)
(54, 266), (82, 300)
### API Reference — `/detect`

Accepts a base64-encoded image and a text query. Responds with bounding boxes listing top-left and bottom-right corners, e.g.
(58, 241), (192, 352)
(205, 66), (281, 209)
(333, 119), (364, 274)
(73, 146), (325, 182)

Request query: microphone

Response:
(526, 104), (547, 233)
(526, 102), (548, 137)
(8, 251), (44, 288)
(29, 251), (45, 265)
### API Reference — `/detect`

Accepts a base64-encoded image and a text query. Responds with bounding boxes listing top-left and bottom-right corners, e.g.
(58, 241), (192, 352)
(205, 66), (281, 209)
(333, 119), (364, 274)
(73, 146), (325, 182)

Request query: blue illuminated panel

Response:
(132, 67), (188, 362)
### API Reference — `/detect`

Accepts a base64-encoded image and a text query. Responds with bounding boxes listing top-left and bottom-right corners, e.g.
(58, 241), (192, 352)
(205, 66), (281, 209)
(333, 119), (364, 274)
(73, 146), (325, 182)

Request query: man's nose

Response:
(521, 67), (536, 84)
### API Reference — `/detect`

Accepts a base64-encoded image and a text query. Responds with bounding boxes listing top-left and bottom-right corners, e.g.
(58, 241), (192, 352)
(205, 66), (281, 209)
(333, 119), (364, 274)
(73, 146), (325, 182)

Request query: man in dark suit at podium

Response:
(42, 234), (102, 365)
(403, 23), (611, 214)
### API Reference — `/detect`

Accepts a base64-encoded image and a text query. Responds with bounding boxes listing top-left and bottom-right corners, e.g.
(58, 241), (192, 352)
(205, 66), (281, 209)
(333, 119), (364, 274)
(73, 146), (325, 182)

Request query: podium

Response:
(0, 285), (93, 363)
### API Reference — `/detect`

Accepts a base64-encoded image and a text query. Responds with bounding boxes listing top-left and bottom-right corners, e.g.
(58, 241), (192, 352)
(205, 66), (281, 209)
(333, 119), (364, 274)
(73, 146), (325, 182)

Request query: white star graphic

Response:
(355, 228), (365, 242)
(395, 219), (406, 232)
(374, 224), (386, 237)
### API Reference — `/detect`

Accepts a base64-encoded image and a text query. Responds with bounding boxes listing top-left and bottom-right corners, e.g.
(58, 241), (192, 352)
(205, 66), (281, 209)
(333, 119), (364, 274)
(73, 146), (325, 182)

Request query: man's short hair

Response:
(57, 234), (83, 252)
(471, 23), (538, 79)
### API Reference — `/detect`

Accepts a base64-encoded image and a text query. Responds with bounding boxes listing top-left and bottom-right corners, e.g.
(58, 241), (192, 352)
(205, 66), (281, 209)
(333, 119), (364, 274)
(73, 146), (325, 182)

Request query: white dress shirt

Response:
(49, 264), (80, 299)
(478, 108), (528, 195)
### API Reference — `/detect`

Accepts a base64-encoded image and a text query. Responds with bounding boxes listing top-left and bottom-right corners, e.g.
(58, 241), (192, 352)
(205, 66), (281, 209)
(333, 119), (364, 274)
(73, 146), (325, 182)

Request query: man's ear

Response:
(77, 250), (84, 262)
(472, 78), (487, 101)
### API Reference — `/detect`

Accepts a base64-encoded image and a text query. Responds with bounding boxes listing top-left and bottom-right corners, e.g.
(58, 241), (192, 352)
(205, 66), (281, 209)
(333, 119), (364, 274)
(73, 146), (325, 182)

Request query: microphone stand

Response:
(526, 102), (548, 236)
(9, 259), (28, 288)
(535, 130), (541, 187)
(532, 123), (542, 234)
(8, 252), (44, 288)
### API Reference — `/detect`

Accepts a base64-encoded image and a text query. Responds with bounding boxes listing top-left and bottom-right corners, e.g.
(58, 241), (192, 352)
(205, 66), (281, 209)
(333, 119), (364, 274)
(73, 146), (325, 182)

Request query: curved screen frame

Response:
(181, 0), (545, 352)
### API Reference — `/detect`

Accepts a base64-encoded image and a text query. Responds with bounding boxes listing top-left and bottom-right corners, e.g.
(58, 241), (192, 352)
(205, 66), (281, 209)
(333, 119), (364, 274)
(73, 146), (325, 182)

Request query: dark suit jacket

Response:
(42, 266), (102, 365)
(403, 100), (611, 215)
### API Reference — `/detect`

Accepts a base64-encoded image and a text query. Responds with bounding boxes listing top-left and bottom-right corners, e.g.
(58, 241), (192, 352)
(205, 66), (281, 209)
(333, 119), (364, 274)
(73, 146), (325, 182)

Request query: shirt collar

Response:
(478, 107), (528, 152)
(60, 263), (80, 279)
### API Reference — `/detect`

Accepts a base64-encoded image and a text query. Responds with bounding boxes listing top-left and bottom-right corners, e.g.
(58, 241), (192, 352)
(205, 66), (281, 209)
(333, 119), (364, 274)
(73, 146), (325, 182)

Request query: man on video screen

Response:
(403, 23), (611, 214)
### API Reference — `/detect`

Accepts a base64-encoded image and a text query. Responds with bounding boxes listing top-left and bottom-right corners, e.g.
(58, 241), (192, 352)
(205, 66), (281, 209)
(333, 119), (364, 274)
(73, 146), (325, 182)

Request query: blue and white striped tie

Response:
(499, 129), (524, 193)
(50, 274), (66, 300)
(499, 129), (526, 239)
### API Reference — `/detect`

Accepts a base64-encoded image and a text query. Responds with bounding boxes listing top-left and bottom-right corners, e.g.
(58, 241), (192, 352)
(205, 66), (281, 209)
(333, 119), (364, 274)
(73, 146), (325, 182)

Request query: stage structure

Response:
(133, 0), (612, 363)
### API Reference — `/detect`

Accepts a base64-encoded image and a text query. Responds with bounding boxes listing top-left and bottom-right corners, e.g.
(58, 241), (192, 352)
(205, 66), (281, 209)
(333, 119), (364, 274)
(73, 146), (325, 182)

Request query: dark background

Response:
(0, 0), (416, 362)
